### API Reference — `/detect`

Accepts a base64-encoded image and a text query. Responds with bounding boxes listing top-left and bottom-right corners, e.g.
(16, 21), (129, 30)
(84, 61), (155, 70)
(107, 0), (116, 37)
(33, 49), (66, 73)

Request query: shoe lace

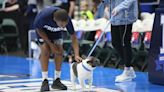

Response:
(42, 80), (48, 86)
(55, 79), (65, 87)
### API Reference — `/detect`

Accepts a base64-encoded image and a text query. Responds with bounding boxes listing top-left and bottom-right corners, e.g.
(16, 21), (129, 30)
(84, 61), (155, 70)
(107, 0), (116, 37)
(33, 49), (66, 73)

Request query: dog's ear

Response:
(86, 56), (94, 63)
(87, 56), (100, 67)
(90, 56), (99, 62)
(86, 56), (99, 63)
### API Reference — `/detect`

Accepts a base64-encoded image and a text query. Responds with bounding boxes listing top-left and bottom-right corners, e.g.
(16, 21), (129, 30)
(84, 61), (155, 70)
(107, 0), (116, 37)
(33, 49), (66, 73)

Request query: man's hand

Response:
(75, 55), (82, 62)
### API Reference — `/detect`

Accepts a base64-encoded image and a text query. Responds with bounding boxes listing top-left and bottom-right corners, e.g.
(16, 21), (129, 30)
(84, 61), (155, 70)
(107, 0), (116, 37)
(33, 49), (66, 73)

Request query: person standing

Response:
(33, 6), (82, 91)
(97, 0), (138, 82)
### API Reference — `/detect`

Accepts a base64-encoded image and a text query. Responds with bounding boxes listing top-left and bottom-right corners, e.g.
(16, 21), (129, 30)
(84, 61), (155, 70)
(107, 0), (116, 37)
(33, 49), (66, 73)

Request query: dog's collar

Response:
(82, 63), (92, 72)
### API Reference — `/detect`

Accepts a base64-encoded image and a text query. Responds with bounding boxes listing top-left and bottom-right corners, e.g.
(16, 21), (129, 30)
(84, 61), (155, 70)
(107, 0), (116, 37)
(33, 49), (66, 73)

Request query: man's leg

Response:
(51, 39), (67, 90)
(40, 43), (50, 78)
(40, 43), (51, 92)
(53, 43), (63, 80)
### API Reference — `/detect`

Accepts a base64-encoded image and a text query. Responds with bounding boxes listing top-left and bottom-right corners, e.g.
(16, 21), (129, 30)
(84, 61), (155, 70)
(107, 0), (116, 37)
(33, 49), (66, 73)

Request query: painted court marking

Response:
(0, 78), (120, 92)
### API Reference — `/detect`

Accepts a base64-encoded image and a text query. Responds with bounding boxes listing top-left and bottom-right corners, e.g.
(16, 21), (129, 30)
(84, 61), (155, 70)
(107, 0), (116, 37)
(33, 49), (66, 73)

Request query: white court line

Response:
(0, 78), (120, 92)
(0, 78), (53, 84)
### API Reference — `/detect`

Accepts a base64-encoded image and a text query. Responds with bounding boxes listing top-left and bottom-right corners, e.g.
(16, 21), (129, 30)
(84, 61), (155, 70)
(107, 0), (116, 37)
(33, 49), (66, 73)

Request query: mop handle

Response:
(87, 19), (111, 58)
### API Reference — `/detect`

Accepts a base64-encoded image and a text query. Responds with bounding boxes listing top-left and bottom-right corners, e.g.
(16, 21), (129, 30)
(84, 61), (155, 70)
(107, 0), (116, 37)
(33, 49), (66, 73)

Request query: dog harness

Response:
(82, 63), (92, 72)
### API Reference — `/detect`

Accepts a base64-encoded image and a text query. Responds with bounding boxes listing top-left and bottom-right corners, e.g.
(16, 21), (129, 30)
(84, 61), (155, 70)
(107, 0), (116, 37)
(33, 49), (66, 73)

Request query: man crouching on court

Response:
(33, 6), (82, 92)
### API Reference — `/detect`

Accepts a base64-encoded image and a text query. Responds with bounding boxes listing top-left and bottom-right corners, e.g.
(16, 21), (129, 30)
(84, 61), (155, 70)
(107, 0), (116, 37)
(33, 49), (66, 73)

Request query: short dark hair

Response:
(53, 9), (69, 22)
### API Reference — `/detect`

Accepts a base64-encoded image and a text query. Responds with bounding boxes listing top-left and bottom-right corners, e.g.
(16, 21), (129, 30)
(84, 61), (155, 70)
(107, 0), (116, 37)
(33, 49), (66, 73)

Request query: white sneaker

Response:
(115, 67), (136, 82)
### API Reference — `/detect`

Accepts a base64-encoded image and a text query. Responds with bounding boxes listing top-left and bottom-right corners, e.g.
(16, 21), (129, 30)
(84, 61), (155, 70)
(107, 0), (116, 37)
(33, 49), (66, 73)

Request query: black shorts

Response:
(36, 29), (63, 45)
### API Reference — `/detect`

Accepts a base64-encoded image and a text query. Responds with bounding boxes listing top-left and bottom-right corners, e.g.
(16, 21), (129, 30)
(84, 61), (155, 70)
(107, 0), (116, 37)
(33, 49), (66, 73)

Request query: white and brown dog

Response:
(70, 56), (100, 89)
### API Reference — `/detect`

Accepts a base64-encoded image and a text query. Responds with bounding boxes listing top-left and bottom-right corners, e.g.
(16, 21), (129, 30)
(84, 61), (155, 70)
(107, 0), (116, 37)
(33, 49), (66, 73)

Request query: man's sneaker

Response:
(115, 67), (136, 82)
(40, 79), (50, 92)
(51, 78), (67, 90)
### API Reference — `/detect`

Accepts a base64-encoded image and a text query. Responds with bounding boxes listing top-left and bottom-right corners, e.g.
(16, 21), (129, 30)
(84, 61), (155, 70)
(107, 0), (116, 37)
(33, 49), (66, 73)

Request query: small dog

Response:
(70, 56), (100, 89)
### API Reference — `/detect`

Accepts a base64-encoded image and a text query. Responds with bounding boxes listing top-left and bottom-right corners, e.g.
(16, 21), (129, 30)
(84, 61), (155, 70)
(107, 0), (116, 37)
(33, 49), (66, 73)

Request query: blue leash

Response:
(87, 18), (112, 57)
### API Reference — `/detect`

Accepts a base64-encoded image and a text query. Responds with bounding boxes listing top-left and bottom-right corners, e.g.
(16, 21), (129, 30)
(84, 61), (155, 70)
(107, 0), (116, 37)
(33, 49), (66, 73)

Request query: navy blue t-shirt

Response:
(33, 6), (75, 40)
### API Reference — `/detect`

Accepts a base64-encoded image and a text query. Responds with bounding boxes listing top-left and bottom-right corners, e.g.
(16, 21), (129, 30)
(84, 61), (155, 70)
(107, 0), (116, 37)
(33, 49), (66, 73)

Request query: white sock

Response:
(42, 71), (48, 81)
(54, 70), (61, 80)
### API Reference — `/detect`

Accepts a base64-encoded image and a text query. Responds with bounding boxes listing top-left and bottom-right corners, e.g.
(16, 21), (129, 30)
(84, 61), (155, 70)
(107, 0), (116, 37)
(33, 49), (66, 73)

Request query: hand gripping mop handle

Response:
(87, 18), (112, 58)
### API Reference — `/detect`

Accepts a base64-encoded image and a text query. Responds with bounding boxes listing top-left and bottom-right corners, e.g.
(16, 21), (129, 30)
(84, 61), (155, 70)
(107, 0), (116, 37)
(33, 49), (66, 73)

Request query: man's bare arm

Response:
(71, 33), (82, 62)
